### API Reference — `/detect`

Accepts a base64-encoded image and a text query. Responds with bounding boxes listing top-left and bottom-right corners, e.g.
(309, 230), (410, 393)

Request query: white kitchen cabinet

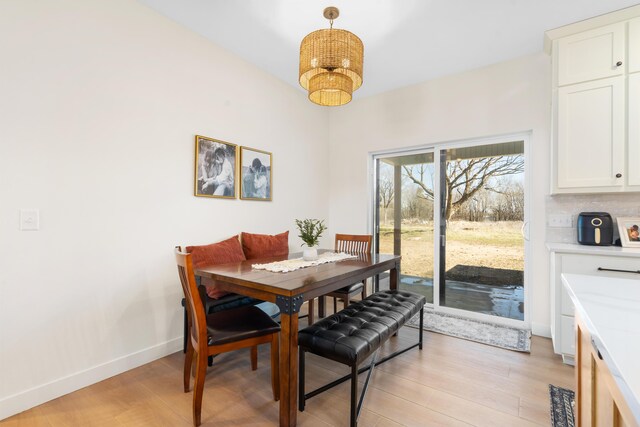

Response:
(629, 73), (640, 186)
(629, 18), (640, 73)
(557, 22), (625, 86)
(556, 76), (625, 190)
(548, 245), (640, 365)
(549, 14), (640, 194)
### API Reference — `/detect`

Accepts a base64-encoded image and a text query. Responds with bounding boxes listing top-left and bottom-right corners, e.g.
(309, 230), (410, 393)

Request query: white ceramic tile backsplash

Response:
(546, 194), (640, 243)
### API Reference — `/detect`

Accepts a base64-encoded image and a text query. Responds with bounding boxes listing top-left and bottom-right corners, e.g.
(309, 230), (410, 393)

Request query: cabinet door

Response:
(557, 77), (625, 189)
(557, 23), (625, 86)
(629, 18), (640, 74)
(629, 73), (640, 186)
(560, 315), (576, 356)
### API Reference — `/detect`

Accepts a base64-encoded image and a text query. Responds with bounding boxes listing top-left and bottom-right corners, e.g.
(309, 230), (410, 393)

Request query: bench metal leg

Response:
(350, 364), (358, 427)
(304, 348), (380, 427)
(303, 313), (424, 401)
(354, 349), (379, 426)
(299, 292), (424, 426)
(419, 307), (424, 350)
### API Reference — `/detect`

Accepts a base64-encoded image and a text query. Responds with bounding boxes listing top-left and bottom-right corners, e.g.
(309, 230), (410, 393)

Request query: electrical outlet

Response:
(20, 209), (39, 231)
(548, 214), (572, 228)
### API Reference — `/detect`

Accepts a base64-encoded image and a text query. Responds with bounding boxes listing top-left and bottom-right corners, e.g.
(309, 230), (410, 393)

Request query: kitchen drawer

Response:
(561, 253), (640, 277)
(560, 315), (576, 356)
(561, 287), (576, 316)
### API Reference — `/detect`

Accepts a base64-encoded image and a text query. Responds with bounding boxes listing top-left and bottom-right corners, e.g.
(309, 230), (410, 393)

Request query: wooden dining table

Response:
(194, 249), (401, 427)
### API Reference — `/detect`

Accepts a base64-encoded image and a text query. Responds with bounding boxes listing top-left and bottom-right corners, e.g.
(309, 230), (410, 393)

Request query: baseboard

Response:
(0, 337), (182, 421)
(531, 322), (551, 338)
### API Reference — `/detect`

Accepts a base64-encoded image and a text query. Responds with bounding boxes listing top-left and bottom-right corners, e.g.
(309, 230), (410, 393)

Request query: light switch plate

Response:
(548, 214), (572, 228)
(20, 209), (39, 231)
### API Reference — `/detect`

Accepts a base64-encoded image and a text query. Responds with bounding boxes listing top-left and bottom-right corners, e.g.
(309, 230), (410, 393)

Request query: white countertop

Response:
(562, 273), (640, 422)
(548, 242), (640, 257)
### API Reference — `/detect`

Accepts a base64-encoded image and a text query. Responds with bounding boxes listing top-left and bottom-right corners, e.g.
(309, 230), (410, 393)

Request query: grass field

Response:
(379, 220), (524, 280)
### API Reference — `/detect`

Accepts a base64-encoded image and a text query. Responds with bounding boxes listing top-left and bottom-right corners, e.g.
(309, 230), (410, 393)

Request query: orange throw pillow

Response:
(185, 235), (246, 299)
(241, 231), (289, 260)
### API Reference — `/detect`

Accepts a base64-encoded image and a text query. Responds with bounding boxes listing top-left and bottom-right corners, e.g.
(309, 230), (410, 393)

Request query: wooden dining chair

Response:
(176, 249), (280, 426)
(307, 234), (372, 323)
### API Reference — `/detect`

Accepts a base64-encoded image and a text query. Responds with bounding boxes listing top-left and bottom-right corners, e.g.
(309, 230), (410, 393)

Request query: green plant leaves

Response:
(295, 218), (327, 247)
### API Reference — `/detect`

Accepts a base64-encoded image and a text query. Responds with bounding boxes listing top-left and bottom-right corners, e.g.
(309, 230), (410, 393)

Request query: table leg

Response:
(390, 263), (399, 290)
(318, 295), (325, 318)
(279, 311), (299, 427)
(390, 263), (401, 337)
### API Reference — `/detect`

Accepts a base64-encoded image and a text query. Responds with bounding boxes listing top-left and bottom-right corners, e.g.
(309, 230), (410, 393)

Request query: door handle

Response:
(521, 221), (530, 241)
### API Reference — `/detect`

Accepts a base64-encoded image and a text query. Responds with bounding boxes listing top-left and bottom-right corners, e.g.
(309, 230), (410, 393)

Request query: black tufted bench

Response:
(298, 289), (426, 427)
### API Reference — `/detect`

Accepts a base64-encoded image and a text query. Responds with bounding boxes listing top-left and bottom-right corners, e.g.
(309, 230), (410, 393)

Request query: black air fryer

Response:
(577, 212), (613, 246)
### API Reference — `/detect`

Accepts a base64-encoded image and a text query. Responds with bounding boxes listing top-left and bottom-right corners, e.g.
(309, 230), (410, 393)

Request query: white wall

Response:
(328, 53), (552, 336)
(0, 0), (330, 418)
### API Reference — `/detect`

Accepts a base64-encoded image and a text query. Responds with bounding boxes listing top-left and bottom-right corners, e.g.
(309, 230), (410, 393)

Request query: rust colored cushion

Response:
(185, 235), (246, 299)
(241, 231), (289, 260)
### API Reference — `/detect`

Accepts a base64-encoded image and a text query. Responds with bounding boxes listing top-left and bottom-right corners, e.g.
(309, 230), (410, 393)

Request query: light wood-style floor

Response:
(1, 326), (573, 427)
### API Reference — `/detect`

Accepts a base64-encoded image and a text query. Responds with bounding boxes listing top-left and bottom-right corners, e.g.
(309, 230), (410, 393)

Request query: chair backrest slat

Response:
(175, 248), (208, 352)
(334, 234), (372, 255)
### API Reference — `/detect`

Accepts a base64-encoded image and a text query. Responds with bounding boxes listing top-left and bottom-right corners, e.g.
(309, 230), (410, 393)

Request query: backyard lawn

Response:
(378, 220), (524, 281)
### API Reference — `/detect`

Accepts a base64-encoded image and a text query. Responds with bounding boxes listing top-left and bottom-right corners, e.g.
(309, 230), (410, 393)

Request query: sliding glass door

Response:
(373, 137), (528, 325)
(375, 151), (435, 303)
(437, 142), (525, 321)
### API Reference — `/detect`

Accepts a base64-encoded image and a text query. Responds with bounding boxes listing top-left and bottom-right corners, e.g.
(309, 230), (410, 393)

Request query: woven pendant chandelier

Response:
(299, 7), (364, 106)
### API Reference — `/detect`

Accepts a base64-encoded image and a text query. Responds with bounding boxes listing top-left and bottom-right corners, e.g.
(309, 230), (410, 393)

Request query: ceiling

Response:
(139, 0), (640, 101)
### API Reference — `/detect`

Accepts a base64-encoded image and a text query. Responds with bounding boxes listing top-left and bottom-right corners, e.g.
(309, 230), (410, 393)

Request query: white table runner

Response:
(252, 252), (356, 273)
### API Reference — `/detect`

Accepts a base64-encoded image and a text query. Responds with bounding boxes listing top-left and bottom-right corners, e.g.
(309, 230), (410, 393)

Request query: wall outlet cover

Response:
(20, 209), (40, 231)
(548, 214), (572, 228)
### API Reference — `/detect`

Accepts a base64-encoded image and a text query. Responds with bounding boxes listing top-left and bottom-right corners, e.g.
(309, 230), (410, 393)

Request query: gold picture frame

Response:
(194, 135), (237, 199)
(240, 146), (272, 201)
(616, 217), (640, 247)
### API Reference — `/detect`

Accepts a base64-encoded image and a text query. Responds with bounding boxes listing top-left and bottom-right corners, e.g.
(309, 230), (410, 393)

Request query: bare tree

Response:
(457, 190), (491, 221)
(401, 188), (434, 221)
(491, 180), (525, 221)
(378, 169), (394, 224)
(403, 155), (524, 220)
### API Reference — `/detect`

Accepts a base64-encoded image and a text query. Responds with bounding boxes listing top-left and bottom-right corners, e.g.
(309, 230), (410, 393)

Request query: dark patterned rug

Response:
(550, 384), (575, 427)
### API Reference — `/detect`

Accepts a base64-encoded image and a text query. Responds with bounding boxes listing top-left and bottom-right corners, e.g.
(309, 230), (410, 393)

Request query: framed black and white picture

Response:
(617, 217), (640, 247)
(240, 147), (272, 201)
(194, 135), (237, 199)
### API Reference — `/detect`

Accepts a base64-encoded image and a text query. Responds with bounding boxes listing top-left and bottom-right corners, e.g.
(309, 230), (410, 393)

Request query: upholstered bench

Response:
(298, 289), (426, 427)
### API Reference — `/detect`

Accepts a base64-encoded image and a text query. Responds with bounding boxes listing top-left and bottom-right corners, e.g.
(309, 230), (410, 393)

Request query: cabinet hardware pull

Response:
(598, 267), (640, 275)
(616, 61), (623, 66)
(615, 173), (622, 178)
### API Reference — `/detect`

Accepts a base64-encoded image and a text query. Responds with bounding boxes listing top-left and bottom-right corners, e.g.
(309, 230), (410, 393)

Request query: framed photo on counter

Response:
(616, 217), (640, 247)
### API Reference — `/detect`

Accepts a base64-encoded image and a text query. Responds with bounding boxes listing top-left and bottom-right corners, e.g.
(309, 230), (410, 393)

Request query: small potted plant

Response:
(295, 218), (327, 261)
